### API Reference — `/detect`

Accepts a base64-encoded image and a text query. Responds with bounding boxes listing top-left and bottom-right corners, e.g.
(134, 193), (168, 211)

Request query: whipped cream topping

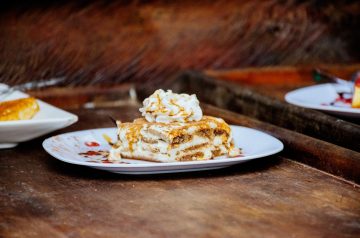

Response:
(139, 89), (203, 123)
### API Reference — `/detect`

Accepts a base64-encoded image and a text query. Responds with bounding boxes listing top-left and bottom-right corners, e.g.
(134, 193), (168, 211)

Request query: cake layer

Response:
(109, 116), (240, 162)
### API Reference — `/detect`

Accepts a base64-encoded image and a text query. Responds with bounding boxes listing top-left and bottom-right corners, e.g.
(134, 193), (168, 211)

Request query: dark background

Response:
(0, 0), (359, 86)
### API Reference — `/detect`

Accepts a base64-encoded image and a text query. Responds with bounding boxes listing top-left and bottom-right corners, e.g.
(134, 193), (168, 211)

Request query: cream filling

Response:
(109, 120), (240, 162)
(109, 134), (233, 162)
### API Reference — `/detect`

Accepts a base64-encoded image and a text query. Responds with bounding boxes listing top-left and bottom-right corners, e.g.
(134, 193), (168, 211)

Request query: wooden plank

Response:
(1, 1), (360, 86)
(28, 84), (138, 109)
(205, 65), (360, 100)
(1, 106), (360, 237)
(206, 65), (360, 86)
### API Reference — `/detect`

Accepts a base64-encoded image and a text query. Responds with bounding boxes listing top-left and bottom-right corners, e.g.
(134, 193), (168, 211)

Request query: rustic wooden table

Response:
(1, 105), (359, 238)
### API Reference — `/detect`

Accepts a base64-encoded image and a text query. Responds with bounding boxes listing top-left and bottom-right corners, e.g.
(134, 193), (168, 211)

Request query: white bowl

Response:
(0, 84), (78, 149)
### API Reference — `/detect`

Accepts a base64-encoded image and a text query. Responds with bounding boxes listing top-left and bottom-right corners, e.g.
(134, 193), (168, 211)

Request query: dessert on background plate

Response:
(109, 89), (241, 162)
(0, 97), (39, 121)
(0, 83), (78, 149)
(285, 70), (360, 118)
(327, 77), (360, 109)
(352, 78), (360, 108)
(285, 83), (360, 118)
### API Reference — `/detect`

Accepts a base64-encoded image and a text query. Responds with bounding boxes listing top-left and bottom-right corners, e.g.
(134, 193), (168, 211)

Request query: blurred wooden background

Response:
(0, 0), (359, 87)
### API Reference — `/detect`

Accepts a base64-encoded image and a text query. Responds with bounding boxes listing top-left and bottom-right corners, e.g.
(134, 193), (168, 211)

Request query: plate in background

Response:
(285, 83), (360, 118)
(0, 84), (78, 149)
(43, 126), (284, 175)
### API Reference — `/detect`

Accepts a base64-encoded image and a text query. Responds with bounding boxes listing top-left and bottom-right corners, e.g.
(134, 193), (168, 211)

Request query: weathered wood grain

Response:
(28, 84), (139, 110)
(0, 106), (360, 237)
(0, 0), (359, 86)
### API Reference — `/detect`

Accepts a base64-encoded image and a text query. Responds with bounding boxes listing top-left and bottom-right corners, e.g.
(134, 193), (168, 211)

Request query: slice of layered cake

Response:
(109, 89), (240, 162)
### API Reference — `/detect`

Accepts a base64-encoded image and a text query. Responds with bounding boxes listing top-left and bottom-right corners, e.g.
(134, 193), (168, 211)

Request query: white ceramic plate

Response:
(42, 126), (284, 174)
(285, 83), (360, 118)
(0, 84), (78, 149)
